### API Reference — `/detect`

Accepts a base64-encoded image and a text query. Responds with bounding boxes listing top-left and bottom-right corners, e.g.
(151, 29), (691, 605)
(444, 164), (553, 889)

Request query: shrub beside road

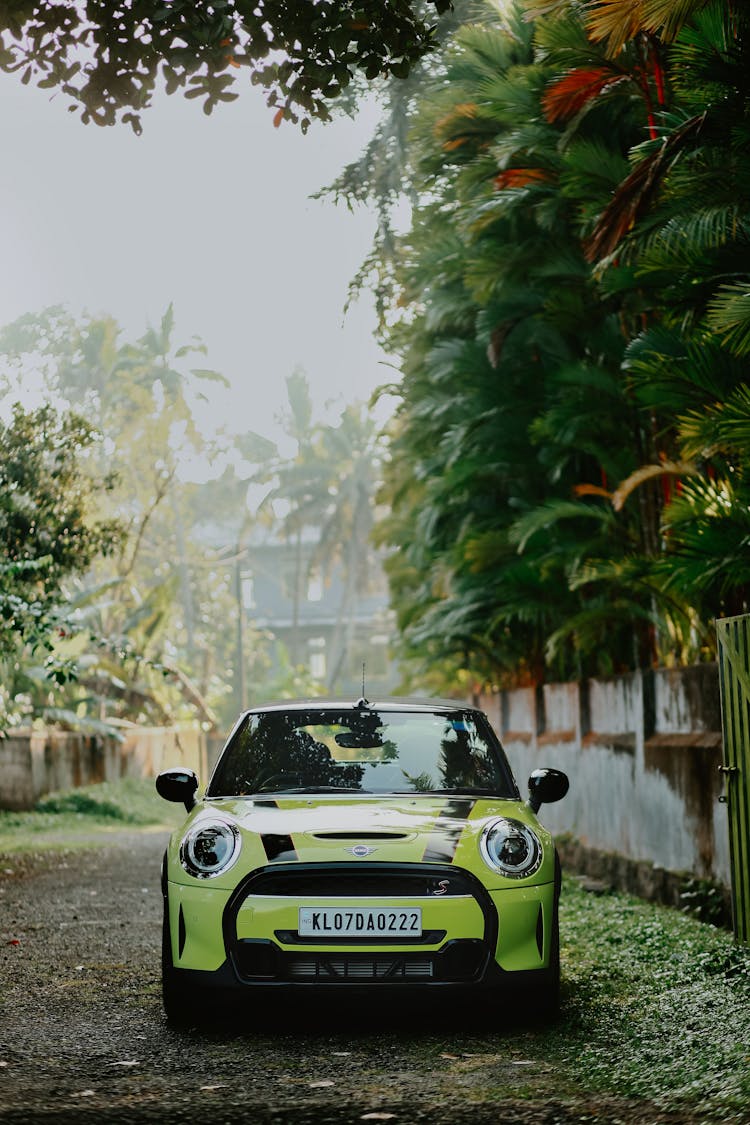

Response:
(0, 778), (181, 855)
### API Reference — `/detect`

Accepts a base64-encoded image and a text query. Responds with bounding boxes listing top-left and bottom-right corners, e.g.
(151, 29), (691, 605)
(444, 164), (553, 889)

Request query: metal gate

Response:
(716, 614), (750, 943)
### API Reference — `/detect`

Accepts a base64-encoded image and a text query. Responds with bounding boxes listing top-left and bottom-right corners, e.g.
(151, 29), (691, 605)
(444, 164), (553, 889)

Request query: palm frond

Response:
(585, 0), (647, 53)
(641, 0), (710, 39)
(509, 499), (614, 551)
(625, 324), (745, 411)
(522, 0), (573, 19)
(678, 383), (750, 459)
(707, 283), (750, 356)
(546, 599), (655, 661)
(41, 707), (124, 740)
(542, 66), (629, 122)
(560, 138), (631, 200)
(612, 461), (699, 511)
(637, 206), (746, 263)
(585, 113), (706, 261)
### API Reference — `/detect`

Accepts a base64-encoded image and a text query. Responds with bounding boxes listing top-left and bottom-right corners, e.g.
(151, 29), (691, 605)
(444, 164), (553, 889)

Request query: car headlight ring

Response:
(480, 817), (542, 879)
(180, 819), (241, 879)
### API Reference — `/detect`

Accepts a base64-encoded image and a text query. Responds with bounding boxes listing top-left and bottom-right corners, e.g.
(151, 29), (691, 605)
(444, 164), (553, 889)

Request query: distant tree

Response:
(248, 372), (386, 690)
(0, 306), (240, 728)
(0, 404), (121, 720)
(0, 1), (452, 132)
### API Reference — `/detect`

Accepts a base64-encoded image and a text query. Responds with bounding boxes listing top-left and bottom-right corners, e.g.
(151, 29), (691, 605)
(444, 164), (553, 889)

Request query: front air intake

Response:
(287, 956), (434, 980)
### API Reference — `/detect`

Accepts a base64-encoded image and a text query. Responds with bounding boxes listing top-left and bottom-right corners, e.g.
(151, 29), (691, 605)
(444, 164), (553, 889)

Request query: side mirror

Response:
(156, 767), (199, 812)
(528, 768), (569, 814)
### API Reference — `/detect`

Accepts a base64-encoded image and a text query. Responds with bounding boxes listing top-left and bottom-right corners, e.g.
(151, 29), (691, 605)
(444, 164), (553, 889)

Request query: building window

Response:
(309, 636), (326, 680)
(241, 574), (255, 609)
(307, 569), (323, 602)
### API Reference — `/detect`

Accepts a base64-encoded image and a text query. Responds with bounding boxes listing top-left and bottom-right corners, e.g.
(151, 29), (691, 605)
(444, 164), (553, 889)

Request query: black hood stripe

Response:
(261, 833), (298, 862)
(438, 799), (476, 820)
(421, 799), (476, 863)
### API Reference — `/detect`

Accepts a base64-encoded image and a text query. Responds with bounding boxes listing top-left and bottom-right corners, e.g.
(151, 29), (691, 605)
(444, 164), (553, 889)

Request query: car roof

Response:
(241, 696), (478, 717)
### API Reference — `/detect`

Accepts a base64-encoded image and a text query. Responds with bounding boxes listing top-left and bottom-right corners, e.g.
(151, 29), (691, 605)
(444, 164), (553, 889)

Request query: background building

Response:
(240, 529), (399, 703)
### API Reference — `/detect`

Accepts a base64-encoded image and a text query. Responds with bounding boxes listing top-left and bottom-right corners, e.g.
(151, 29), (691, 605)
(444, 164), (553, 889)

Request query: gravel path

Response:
(0, 830), (713, 1124)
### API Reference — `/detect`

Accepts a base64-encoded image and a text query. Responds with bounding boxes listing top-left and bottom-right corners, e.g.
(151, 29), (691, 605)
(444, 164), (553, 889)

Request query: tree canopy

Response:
(0, 306), (240, 731)
(0, 0), (451, 131)
(0, 402), (122, 724)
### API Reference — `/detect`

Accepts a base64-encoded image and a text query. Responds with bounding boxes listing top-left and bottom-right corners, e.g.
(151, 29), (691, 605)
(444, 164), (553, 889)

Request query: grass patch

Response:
(548, 878), (750, 1119)
(0, 777), (182, 852)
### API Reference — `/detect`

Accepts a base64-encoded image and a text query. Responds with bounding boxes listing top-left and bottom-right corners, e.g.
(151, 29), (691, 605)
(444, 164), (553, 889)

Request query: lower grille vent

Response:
(288, 956), (433, 981)
(233, 938), (485, 983)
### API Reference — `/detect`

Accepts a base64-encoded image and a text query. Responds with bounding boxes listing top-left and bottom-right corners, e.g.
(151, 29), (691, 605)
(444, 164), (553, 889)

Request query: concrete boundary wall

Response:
(0, 724), (209, 811)
(478, 663), (729, 889)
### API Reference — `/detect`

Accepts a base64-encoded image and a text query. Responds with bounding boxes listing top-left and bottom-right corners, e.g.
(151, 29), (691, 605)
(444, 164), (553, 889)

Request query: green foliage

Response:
(0, 307), (392, 731)
(0, 307), (246, 732)
(554, 878), (750, 1115)
(370, 4), (659, 688)
(679, 876), (729, 926)
(0, 404), (120, 587)
(0, 779), (180, 849)
(0, 1), (454, 133)
(0, 403), (122, 703)
(331, 0), (750, 690)
(35, 789), (139, 822)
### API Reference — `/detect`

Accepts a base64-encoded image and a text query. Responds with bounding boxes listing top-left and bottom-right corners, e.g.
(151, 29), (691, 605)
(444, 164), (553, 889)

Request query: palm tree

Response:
(312, 405), (384, 689)
(249, 373), (386, 690)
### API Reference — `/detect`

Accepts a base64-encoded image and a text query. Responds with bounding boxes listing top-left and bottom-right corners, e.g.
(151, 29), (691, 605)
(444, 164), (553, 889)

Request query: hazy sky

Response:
(0, 72), (395, 444)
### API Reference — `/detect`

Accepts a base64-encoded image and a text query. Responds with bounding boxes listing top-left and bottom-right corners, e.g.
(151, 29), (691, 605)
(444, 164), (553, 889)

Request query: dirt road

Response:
(0, 831), (709, 1124)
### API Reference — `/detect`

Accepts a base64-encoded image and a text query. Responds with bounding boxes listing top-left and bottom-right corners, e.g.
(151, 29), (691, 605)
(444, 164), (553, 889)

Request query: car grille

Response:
(287, 955), (434, 981)
(239, 864), (477, 899)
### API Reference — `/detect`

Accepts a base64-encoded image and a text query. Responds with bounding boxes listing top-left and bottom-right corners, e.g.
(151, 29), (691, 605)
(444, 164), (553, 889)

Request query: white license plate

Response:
(298, 906), (422, 937)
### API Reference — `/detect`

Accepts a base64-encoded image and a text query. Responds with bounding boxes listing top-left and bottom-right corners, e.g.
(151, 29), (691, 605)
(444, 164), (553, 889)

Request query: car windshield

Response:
(206, 708), (517, 798)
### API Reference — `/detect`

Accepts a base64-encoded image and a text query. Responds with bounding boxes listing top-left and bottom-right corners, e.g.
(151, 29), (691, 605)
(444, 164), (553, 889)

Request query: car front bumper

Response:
(165, 861), (556, 992)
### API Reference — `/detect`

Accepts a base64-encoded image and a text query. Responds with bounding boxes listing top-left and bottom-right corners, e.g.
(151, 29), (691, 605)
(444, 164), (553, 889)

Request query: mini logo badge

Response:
(346, 844), (377, 857)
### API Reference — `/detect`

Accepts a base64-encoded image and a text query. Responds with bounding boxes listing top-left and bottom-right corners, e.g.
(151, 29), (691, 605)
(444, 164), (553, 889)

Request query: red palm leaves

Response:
(493, 167), (551, 189)
(585, 112), (705, 260)
(542, 66), (628, 122)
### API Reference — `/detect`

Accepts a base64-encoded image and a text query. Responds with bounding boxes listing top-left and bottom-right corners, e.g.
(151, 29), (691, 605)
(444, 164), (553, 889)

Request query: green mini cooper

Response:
(156, 697), (568, 1022)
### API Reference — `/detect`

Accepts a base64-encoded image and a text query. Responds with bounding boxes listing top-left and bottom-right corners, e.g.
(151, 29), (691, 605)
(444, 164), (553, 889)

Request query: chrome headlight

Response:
(480, 817), (542, 879)
(180, 819), (241, 879)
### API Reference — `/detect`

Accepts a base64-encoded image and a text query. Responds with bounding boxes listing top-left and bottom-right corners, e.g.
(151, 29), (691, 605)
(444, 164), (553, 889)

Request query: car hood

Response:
(176, 794), (552, 886)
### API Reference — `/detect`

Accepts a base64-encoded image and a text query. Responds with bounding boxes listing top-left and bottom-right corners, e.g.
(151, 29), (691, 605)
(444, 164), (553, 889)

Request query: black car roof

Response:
(241, 696), (478, 716)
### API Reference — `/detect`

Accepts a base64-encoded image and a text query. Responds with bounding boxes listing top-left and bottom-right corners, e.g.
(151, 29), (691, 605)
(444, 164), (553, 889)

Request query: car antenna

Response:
(355, 664), (370, 709)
